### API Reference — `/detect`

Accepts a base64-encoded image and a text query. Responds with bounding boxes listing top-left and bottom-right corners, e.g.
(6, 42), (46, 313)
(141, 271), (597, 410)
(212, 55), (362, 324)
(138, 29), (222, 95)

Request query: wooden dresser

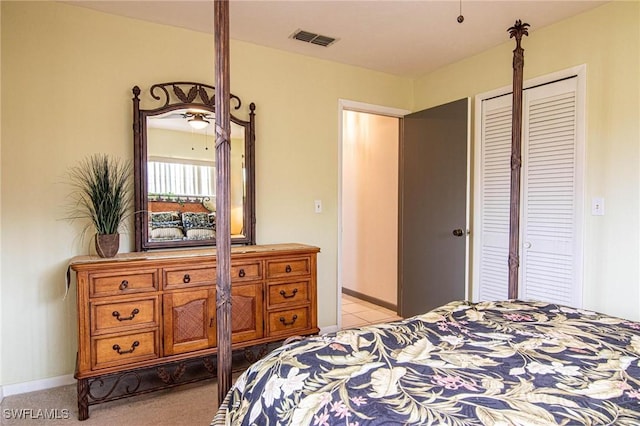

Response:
(70, 243), (319, 420)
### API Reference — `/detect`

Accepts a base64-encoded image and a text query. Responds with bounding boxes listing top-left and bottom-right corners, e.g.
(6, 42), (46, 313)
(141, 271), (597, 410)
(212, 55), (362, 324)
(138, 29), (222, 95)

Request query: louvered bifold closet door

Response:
(520, 78), (581, 307)
(476, 94), (512, 301)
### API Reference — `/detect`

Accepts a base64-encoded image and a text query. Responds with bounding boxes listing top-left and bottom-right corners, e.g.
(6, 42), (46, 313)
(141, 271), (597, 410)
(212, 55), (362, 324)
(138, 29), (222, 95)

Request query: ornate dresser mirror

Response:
(132, 82), (255, 251)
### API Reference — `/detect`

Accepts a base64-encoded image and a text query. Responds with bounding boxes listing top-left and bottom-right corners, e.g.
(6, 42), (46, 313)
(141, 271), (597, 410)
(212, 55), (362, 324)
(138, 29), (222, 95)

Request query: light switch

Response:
(592, 197), (605, 216)
(314, 200), (322, 213)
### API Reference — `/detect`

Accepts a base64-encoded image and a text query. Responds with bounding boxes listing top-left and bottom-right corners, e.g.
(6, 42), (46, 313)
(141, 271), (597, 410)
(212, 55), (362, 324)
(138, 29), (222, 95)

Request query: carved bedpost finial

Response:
(508, 20), (530, 49)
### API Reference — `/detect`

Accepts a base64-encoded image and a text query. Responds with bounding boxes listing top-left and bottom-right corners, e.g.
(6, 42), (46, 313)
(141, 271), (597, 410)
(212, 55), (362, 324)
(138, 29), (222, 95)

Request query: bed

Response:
(213, 299), (640, 425)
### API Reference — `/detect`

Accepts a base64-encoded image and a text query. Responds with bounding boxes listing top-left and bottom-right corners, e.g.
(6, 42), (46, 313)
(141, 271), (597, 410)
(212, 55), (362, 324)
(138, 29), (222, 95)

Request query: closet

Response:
(474, 75), (584, 307)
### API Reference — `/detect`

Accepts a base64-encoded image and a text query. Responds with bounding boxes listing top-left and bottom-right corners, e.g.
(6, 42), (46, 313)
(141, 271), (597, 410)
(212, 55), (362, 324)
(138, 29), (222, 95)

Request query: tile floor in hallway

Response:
(341, 293), (403, 329)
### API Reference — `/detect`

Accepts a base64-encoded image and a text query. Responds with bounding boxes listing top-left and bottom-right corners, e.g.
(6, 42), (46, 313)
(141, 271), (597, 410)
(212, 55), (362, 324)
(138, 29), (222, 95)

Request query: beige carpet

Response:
(1, 380), (220, 425)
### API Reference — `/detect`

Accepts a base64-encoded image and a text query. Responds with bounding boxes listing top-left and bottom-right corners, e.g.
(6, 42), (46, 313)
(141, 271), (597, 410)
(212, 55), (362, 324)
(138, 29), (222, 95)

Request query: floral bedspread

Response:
(213, 300), (640, 425)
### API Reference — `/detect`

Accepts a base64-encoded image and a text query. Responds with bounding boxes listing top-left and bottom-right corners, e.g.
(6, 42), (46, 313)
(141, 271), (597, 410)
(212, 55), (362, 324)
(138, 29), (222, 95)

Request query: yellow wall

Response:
(0, 1), (412, 385)
(414, 1), (640, 320)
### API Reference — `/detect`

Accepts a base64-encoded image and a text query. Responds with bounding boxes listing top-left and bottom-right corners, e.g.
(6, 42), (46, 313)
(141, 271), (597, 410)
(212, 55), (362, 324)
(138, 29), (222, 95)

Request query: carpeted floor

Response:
(1, 380), (219, 425)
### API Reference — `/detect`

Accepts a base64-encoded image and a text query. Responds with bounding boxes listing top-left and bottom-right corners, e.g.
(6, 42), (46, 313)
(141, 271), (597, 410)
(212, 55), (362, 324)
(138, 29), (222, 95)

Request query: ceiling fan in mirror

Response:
(183, 111), (213, 129)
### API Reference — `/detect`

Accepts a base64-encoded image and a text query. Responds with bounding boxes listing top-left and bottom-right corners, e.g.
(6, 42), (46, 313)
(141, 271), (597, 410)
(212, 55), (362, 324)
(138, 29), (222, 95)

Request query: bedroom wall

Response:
(413, 1), (640, 320)
(0, 1), (413, 387)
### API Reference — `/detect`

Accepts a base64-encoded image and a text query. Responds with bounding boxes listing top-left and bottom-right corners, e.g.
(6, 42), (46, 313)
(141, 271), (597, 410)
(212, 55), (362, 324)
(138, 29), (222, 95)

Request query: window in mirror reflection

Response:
(148, 158), (216, 198)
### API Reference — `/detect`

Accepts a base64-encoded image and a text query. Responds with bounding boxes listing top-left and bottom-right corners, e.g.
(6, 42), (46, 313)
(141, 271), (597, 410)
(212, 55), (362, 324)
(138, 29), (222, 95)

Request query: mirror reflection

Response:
(132, 82), (255, 251)
(146, 110), (246, 242)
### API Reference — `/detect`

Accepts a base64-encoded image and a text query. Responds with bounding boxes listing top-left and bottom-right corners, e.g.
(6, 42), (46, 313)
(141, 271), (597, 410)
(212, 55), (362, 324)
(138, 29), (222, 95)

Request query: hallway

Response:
(341, 293), (402, 329)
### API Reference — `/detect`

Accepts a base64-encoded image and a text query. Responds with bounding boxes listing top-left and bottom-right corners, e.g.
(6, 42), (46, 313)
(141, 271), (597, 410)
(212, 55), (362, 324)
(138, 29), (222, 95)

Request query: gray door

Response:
(399, 98), (469, 317)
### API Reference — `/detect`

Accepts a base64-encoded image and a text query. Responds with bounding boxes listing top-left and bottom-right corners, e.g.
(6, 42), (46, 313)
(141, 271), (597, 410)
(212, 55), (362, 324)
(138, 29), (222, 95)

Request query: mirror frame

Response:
(132, 81), (255, 251)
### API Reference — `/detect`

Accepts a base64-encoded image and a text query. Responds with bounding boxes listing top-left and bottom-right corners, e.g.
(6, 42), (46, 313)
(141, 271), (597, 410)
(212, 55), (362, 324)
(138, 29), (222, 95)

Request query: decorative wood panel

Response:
(231, 283), (263, 343)
(163, 289), (216, 355)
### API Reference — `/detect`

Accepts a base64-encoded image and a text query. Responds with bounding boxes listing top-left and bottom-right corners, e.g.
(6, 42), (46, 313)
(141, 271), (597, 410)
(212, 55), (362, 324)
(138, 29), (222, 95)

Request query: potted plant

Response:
(66, 154), (133, 257)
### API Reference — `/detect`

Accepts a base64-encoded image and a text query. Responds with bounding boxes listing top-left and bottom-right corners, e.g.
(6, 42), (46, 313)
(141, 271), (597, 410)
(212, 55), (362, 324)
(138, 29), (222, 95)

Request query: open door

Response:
(399, 98), (470, 317)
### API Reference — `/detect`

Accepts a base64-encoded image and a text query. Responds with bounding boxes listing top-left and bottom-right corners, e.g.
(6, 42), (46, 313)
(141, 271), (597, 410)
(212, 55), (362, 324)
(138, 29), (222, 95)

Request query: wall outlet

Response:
(314, 200), (322, 213)
(591, 197), (605, 216)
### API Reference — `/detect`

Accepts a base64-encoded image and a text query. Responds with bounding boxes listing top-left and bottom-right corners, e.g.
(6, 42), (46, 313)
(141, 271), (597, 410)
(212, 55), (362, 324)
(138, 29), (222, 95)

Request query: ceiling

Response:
(67, 0), (606, 78)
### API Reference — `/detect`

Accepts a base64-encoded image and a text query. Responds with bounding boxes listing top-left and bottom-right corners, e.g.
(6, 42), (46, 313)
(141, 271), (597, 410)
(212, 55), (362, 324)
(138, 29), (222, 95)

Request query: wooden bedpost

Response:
(214, 0), (232, 406)
(507, 20), (529, 300)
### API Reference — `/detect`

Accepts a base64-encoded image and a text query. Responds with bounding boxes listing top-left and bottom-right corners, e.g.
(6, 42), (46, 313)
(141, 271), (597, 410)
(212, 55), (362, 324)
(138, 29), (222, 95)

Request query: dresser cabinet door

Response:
(231, 284), (264, 344)
(163, 289), (216, 355)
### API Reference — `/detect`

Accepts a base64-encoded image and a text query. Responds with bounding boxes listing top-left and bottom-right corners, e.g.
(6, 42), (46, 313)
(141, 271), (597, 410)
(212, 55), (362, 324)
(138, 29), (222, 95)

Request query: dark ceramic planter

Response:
(95, 233), (119, 258)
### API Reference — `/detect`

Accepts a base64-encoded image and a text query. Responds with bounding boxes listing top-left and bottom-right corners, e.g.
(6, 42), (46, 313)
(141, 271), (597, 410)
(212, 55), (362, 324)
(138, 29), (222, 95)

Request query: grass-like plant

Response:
(66, 154), (133, 237)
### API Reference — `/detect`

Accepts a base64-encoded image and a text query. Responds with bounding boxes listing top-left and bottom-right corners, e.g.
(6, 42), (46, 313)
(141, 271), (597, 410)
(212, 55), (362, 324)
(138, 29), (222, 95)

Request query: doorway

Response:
(337, 99), (470, 328)
(338, 100), (409, 330)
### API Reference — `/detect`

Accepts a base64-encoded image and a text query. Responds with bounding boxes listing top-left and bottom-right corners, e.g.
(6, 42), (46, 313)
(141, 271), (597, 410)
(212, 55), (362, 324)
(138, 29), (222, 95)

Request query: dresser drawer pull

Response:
(279, 314), (298, 326)
(239, 269), (246, 278)
(183, 274), (191, 284)
(112, 341), (139, 355)
(279, 288), (298, 299)
(119, 280), (129, 290)
(112, 308), (140, 322)
(285, 265), (292, 273)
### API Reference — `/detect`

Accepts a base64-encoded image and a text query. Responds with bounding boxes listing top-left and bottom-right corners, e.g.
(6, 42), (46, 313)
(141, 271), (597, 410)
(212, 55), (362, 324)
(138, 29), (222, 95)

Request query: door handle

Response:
(452, 229), (465, 237)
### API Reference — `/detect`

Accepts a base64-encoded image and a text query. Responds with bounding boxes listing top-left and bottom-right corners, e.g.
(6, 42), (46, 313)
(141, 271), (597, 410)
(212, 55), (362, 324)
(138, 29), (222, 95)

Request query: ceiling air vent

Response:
(291, 29), (338, 47)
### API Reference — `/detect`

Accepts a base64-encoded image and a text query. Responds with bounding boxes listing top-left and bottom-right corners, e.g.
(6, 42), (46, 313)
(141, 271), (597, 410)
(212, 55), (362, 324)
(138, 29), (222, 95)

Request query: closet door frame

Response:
(472, 64), (586, 305)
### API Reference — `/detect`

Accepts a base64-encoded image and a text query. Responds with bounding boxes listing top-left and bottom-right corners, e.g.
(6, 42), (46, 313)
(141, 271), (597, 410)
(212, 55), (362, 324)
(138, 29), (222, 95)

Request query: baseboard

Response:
(341, 287), (397, 312)
(320, 325), (339, 335)
(2, 374), (76, 397)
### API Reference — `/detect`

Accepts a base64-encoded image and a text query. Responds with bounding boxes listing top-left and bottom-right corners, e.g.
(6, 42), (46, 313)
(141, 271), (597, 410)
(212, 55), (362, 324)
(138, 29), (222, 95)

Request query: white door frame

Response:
(336, 100), (410, 331)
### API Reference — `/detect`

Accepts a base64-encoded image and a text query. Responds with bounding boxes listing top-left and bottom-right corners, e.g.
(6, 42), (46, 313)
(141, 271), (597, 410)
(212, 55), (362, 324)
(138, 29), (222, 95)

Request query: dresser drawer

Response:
(92, 330), (159, 370)
(164, 265), (216, 289)
(267, 280), (310, 309)
(91, 297), (159, 335)
(267, 307), (310, 337)
(90, 269), (158, 298)
(231, 261), (262, 282)
(266, 257), (311, 279)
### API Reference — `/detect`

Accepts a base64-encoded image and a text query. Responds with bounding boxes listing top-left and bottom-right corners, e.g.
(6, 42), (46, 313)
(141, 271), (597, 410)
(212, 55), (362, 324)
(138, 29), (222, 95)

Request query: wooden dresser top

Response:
(69, 243), (320, 268)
